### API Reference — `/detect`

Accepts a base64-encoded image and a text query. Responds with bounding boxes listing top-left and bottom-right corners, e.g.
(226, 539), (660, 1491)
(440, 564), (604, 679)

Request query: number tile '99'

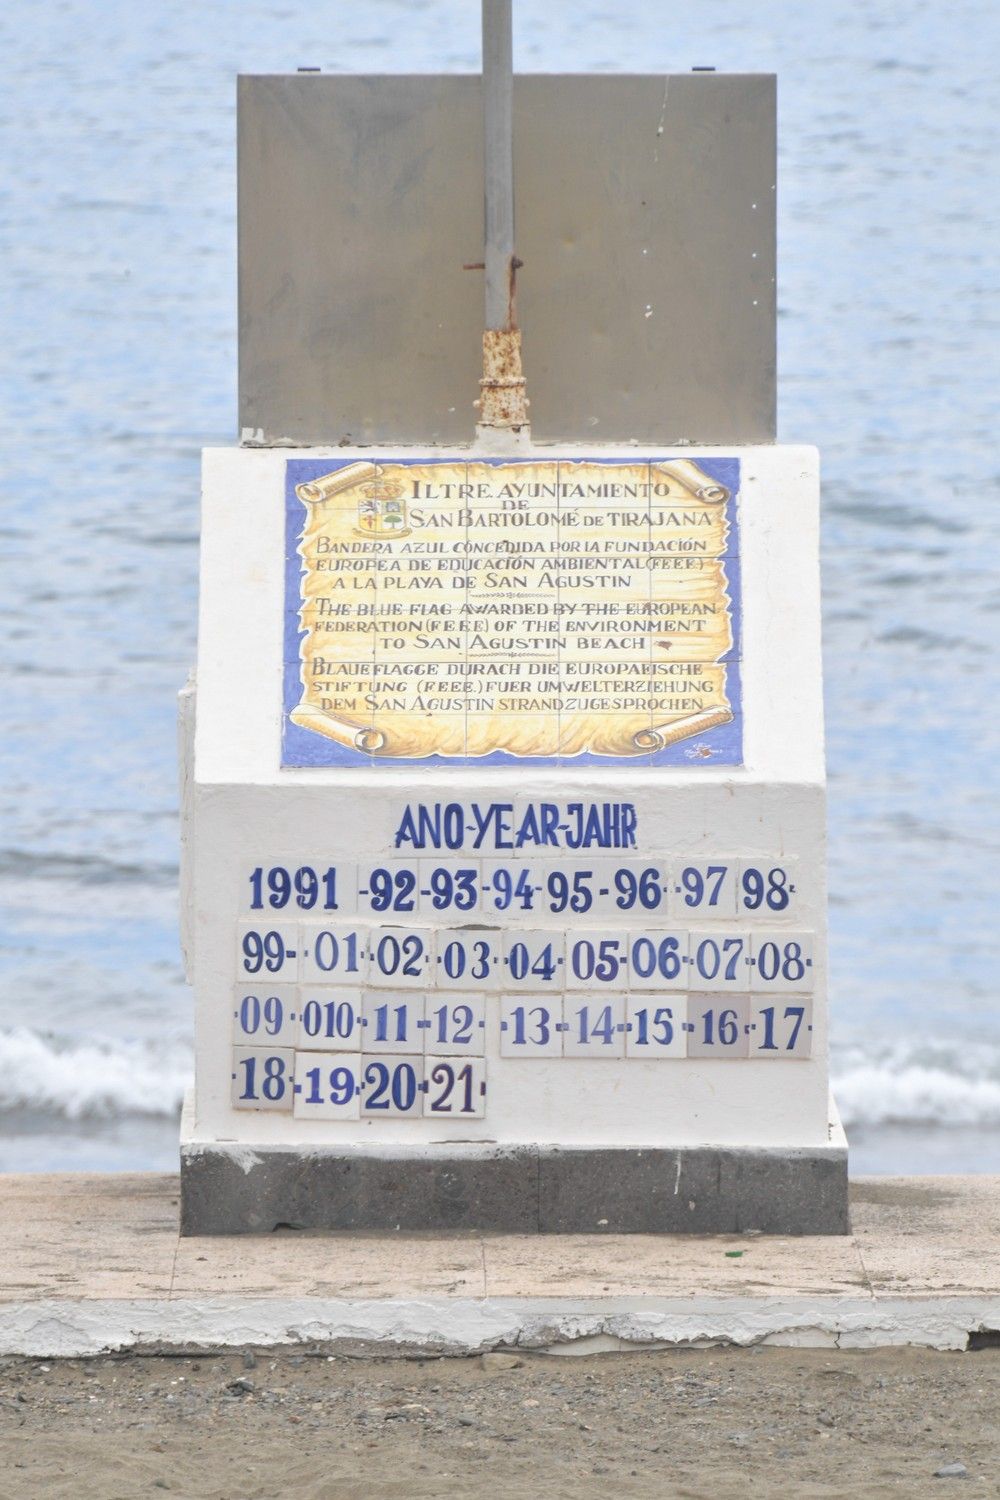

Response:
(236, 921), (299, 981)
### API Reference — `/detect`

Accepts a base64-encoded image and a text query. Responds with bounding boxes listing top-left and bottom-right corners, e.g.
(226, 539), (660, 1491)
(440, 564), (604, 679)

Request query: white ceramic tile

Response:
(235, 919), (300, 982)
(562, 994), (626, 1057)
(292, 1050), (363, 1118)
(584, 857), (671, 920)
(298, 923), (369, 983)
(735, 857), (800, 921)
(232, 983), (297, 1045)
(480, 859), (547, 919)
(230, 1046), (295, 1110)
(422, 993), (487, 1055)
(355, 858), (422, 919)
(434, 927), (503, 989)
(563, 929), (629, 990)
(361, 990), (425, 1053)
(623, 928), (689, 990)
(686, 929), (752, 990)
(423, 1054), (487, 1118)
(295, 986), (364, 1050)
(749, 929), (817, 992)
(499, 993), (564, 1056)
(360, 1053), (425, 1117)
(365, 925), (435, 988)
(502, 929), (566, 989)
(685, 994), (751, 1058)
(244, 859), (357, 916)
(669, 858), (740, 919)
(749, 995), (814, 1057)
(625, 994), (688, 1057)
(417, 857), (482, 917)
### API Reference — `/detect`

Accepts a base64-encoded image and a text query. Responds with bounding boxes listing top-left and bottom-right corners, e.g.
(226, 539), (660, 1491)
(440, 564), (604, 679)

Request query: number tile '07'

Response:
(626, 996), (688, 1058)
(292, 1052), (362, 1119)
(749, 931), (816, 992)
(686, 930), (751, 991)
(233, 984), (297, 1045)
(360, 1054), (424, 1117)
(231, 1046), (295, 1110)
(424, 1056), (487, 1118)
(236, 921), (300, 982)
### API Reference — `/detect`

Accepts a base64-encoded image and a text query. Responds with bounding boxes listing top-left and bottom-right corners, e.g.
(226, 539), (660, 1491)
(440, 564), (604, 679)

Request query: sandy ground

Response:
(1, 1345), (998, 1499)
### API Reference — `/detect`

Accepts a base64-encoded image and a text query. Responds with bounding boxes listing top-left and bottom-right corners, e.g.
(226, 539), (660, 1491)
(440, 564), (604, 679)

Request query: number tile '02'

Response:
(749, 931), (816, 992)
(235, 921), (300, 982)
(298, 924), (368, 984)
(686, 930), (752, 991)
(366, 927), (435, 989)
(499, 994), (563, 1056)
(292, 1051), (362, 1119)
(749, 997), (814, 1057)
(295, 987), (363, 1051)
(360, 1054), (424, 1117)
(423, 995), (487, 1055)
(686, 995), (751, 1058)
(361, 991), (425, 1054)
(563, 995), (627, 1058)
(233, 983), (297, 1045)
(626, 996), (688, 1058)
(231, 1046), (295, 1110)
(424, 1056), (487, 1118)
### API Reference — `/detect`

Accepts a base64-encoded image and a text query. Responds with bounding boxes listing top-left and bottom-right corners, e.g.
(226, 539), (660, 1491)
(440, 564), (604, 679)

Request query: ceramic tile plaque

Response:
(282, 457), (742, 768)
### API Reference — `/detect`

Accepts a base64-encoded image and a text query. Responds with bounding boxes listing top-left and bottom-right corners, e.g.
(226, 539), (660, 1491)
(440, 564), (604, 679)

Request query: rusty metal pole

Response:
(476, 0), (529, 432)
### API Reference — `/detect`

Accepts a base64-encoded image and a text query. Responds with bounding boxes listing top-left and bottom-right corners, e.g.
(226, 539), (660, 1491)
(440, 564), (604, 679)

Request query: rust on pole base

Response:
(475, 327), (530, 430)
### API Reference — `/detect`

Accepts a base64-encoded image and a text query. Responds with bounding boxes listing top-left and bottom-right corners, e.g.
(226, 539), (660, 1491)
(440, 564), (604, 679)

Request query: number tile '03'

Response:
(295, 988), (363, 1051)
(499, 994), (563, 1056)
(626, 996), (688, 1058)
(360, 1054), (424, 1117)
(749, 931), (816, 992)
(231, 1046), (295, 1110)
(235, 921), (300, 982)
(436, 928), (503, 990)
(233, 984), (297, 1045)
(293, 1051), (362, 1119)
(424, 1056), (487, 1118)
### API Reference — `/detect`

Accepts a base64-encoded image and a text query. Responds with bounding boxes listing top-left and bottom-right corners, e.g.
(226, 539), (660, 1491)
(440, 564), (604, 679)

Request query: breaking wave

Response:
(0, 1027), (191, 1120)
(832, 1040), (1000, 1128)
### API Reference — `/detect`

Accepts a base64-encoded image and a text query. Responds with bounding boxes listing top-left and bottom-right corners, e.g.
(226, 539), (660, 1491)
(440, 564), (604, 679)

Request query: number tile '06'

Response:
(231, 1046), (295, 1110)
(424, 1056), (487, 1118)
(293, 1051), (362, 1119)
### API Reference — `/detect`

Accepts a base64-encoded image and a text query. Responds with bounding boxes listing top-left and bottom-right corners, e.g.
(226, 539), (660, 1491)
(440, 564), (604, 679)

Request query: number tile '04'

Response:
(293, 1051), (362, 1119)
(424, 1056), (487, 1118)
(231, 1046), (295, 1110)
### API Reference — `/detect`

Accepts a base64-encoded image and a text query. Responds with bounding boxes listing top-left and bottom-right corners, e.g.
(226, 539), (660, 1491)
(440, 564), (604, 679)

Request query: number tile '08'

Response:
(236, 921), (299, 982)
(423, 995), (486, 1055)
(686, 995), (751, 1058)
(499, 994), (563, 1056)
(686, 930), (751, 991)
(231, 1046), (295, 1110)
(563, 995), (626, 1057)
(233, 984), (297, 1045)
(360, 1054), (424, 1117)
(749, 931), (816, 992)
(292, 1051), (362, 1119)
(299, 924), (368, 984)
(749, 997), (813, 1058)
(361, 991), (424, 1054)
(295, 988), (363, 1050)
(626, 996), (688, 1058)
(424, 1056), (487, 1118)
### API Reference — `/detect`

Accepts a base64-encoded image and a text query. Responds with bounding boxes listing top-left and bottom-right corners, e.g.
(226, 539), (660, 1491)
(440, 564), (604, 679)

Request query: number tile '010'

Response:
(295, 987), (363, 1051)
(292, 1051), (362, 1119)
(233, 984), (297, 1045)
(424, 1055), (487, 1118)
(231, 1046), (295, 1110)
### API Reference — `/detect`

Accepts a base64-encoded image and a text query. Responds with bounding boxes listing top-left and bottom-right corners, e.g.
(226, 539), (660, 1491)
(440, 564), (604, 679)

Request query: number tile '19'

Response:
(293, 1051), (362, 1119)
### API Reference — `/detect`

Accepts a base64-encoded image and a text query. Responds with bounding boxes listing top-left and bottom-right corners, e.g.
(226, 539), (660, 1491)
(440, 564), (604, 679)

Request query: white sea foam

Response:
(0, 1028), (191, 1120)
(832, 1041), (1000, 1128)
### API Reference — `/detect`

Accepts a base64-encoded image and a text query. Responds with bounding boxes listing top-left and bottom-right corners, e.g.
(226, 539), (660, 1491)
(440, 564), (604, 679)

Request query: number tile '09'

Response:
(299, 925), (368, 984)
(360, 1054), (425, 1117)
(749, 931), (816, 992)
(686, 995), (751, 1058)
(361, 991), (424, 1053)
(293, 1051), (362, 1119)
(295, 988), (363, 1051)
(233, 984), (297, 1045)
(231, 1046), (295, 1110)
(626, 996), (688, 1058)
(749, 997), (813, 1057)
(424, 1055), (487, 1118)
(563, 995), (626, 1057)
(686, 930), (752, 991)
(499, 994), (563, 1056)
(236, 921), (299, 982)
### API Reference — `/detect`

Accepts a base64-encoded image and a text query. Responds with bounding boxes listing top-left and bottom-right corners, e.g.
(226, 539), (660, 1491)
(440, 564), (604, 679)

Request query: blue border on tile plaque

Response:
(282, 456), (743, 769)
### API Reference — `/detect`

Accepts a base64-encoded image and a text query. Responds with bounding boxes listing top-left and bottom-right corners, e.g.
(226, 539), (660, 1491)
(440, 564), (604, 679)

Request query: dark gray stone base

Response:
(180, 1140), (849, 1236)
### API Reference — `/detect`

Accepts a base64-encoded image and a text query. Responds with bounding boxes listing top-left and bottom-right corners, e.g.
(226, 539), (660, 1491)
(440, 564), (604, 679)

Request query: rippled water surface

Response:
(1, 0), (997, 1171)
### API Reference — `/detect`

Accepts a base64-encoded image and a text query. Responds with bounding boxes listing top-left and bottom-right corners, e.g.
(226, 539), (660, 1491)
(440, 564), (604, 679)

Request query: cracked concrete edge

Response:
(3, 1294), (1000, 1359)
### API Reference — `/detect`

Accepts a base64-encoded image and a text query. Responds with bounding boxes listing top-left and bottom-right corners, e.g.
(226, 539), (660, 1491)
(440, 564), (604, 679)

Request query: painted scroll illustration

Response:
(282, 457), (742, 767)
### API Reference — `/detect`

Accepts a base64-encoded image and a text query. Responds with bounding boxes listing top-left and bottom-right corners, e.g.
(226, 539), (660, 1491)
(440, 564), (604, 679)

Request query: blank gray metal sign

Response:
(238, 74), (775, 446)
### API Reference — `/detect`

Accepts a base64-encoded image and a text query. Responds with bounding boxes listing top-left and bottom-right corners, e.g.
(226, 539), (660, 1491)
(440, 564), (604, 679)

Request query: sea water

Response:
(1, 0), (997, 1172)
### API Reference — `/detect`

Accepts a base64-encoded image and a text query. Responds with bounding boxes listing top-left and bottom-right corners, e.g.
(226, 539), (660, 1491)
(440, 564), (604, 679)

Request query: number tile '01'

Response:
(235, 921), (300, 982)
(360, 1054), (424, 1117)
(423, 995), (486, 1055)
(749, 997), (814, 1057)
(292, 1051), (362, 1119)
(424, 1055), (487, 1118)
(295, 988), (363, 1051)
(686, 995), (751, 1058)
(626, 996), (688, 1058)
(499, 994), (563, 1056)
(299, 924), (368, 984)
(749, 931), (816, 992)
(232, 983), (297, 1045)
(361, 991), (425, 1054)
(563, 995), (627, 1057)
(231, 1046), (295, 1110)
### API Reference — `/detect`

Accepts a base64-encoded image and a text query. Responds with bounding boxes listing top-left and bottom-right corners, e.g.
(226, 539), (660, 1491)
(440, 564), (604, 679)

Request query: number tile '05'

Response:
(233, 984), (297, 1045)
(626, 996), (688, 1057)
(749, 931), (816, 992)
(424, 1056), (487, 1118)
(360, 1054), (424, 1117)
(292, 1051), (362, 1119)
(231, 1046), (295, 1110)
